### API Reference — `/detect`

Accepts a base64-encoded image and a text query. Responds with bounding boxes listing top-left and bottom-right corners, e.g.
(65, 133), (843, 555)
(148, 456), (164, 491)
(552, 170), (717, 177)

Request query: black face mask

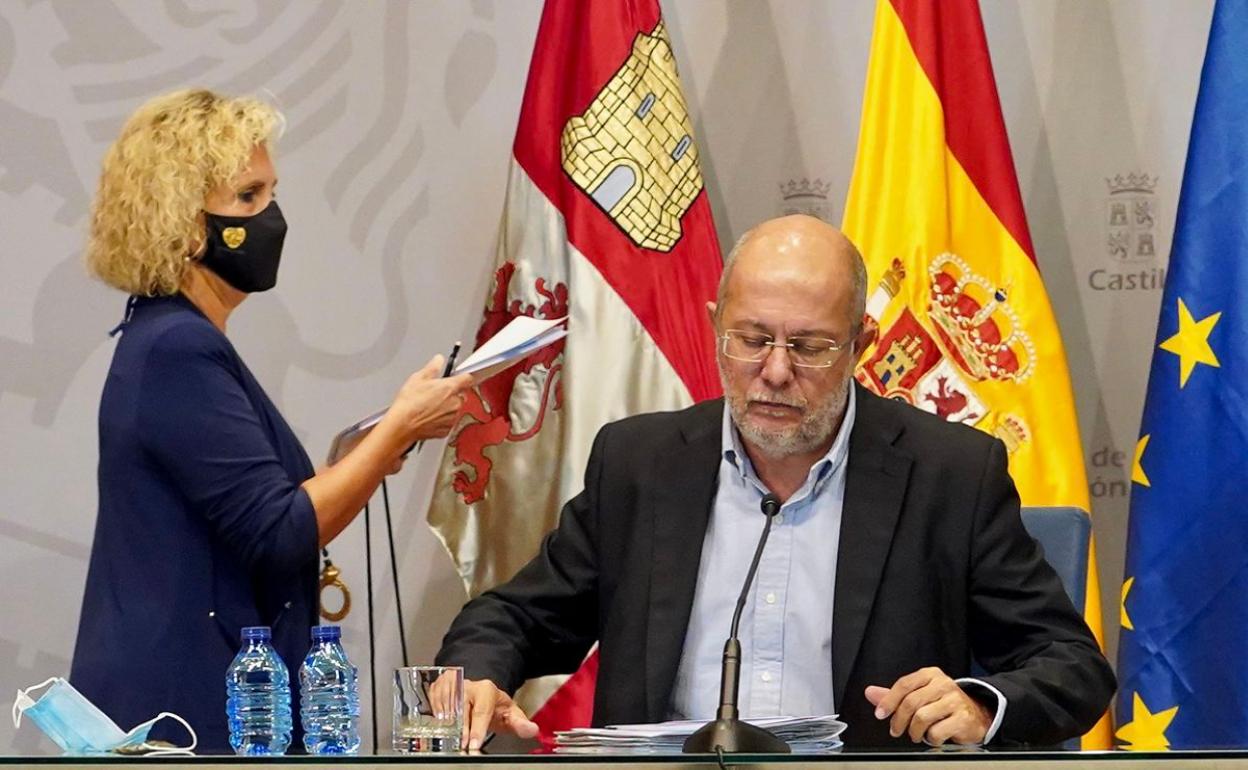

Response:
(199, 200), (287, 293)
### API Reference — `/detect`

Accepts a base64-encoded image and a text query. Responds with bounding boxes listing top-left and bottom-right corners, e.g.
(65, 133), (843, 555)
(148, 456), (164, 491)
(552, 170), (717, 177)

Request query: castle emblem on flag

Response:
(1106, 173), (1158, 262)
(858, 254), (1034, 452)
(560, 21), (703, 252)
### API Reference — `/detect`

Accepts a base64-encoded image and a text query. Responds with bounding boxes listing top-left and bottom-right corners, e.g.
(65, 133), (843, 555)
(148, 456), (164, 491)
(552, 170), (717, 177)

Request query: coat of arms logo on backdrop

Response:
(1106, 173), (1158, 262)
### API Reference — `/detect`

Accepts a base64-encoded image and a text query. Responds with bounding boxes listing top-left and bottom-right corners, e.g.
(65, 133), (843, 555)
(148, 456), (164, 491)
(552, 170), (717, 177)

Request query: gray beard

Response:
(720, 363), (851, 459)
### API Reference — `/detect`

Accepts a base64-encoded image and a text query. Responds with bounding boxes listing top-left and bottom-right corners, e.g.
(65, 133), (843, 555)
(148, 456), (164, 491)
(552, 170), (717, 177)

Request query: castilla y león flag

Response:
(843, 0), (1112, 748)
(427, 0), (722, 741)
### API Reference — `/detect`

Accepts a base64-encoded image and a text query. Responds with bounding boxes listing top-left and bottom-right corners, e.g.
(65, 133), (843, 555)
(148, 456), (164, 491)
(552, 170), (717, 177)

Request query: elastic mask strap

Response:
(137, 712), (197, 756)
(11, 676), (58, 728)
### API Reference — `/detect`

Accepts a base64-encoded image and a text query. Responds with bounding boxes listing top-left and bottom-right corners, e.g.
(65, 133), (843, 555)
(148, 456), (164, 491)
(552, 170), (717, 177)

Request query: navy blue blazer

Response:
(71, 294), (319, 752)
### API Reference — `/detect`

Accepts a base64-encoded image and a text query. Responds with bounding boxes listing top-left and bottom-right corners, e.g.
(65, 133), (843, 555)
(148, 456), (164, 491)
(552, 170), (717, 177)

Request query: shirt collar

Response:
(721, 383), (857, 490)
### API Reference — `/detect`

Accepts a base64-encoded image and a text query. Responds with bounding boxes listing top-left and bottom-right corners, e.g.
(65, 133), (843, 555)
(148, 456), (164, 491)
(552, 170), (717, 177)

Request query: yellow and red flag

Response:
(843, 0), (1111, 747)
(427, 0), (722, 744)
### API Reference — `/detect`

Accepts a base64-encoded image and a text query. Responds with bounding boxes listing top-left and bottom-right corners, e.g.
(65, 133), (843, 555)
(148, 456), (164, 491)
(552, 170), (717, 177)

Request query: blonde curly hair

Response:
(86, 89), (282, 296)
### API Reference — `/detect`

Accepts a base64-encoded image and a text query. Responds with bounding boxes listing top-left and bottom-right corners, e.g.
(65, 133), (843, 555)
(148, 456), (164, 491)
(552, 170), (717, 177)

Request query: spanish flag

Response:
(843, 0), (1111, 748)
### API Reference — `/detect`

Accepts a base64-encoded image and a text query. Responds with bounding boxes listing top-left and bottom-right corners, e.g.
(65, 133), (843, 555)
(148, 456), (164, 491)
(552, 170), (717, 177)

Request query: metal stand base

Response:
(682, 718), (792, 754)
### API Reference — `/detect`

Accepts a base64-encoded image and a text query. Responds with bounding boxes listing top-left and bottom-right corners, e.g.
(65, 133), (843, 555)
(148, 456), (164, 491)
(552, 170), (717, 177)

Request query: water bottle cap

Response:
(311, 625), (341, 642)
(241, 625), (271, 641)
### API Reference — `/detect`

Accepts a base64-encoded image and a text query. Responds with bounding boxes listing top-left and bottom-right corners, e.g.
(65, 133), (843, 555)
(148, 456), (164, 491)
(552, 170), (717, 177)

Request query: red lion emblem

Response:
(923, 376), (979, 423)
(450, 262), (569, 504)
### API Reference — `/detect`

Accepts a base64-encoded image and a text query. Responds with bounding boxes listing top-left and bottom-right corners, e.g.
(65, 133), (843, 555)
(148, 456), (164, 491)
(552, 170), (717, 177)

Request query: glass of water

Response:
(392, 666), (464, 753)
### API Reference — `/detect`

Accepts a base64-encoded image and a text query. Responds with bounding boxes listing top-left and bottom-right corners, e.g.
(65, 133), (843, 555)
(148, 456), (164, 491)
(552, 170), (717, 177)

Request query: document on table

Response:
(554, 714), (846, 754)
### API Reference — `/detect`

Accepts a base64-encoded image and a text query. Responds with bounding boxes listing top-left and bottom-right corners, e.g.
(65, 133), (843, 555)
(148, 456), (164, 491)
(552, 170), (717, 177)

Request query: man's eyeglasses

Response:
(718, 329), (850, 369)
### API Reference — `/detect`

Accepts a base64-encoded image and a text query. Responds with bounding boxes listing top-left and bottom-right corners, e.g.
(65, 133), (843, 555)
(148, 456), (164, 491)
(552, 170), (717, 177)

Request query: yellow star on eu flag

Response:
(1116, 692), (1178, 750)
(1132, 435), (1150, 487)
(1159, 298), (1221, 388)
(1121, 576), (1134, 631)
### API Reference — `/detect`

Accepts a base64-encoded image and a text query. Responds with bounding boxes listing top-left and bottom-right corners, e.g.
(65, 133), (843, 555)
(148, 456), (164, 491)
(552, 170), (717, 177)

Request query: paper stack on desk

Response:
(554, 715), (846, 754)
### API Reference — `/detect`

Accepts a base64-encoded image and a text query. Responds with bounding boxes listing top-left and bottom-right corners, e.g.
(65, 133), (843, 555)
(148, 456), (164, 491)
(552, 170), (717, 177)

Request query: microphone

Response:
(683, 493), (791, 754)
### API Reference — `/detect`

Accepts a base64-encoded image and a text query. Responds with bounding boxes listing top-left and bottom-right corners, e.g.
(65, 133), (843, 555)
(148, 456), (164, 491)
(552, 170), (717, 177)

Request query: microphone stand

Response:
(683, 494), (791, 754)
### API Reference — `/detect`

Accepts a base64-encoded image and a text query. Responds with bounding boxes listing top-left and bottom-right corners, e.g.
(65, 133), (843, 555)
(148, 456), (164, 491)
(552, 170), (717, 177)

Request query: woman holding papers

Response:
(69, 88), (472, 752)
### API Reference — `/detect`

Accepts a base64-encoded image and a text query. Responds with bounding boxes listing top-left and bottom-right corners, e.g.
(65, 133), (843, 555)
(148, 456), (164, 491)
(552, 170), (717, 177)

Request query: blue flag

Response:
(1116, 0), (1248, 750)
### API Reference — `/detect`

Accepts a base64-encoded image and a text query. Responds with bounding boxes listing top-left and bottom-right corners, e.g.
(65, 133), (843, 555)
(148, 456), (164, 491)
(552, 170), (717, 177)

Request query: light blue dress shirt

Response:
(668, 390), (1006, 743)
(669, 388), (855, 720)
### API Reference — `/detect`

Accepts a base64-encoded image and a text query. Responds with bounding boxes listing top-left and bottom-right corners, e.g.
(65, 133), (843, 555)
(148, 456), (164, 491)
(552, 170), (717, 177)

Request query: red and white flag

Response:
(427, 0), (722, 743)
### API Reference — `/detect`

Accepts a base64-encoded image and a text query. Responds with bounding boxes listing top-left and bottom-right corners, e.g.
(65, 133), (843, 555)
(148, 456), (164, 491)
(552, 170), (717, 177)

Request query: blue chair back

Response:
(1019, 506), (1091, 614)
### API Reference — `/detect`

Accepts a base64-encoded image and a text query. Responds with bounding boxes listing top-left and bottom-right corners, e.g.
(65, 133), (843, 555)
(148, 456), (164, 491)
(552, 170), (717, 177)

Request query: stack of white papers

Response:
(453, 315), (567, 380)
(554, 715), (846, 754)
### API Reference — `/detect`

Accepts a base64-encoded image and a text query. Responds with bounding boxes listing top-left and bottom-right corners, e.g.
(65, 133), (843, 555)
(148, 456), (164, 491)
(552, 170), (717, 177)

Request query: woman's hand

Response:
(387, 355), (474, 445)
(305, 355), (473, 548)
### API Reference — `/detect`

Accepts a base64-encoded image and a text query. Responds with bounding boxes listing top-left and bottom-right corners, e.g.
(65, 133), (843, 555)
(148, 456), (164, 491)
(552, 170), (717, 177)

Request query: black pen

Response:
(442, 341), (462, 378)
(403, 341), (462, 458)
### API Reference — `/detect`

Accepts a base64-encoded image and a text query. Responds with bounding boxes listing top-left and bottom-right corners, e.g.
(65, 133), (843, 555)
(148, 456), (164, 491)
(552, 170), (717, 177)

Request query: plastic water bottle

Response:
(225, 626), (293, 755)
(299, 625), (360, 755)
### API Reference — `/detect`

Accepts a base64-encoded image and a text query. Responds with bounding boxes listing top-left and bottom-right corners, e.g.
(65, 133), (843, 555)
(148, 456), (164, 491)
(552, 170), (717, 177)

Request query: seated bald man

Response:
(436, 215), (1115, 749)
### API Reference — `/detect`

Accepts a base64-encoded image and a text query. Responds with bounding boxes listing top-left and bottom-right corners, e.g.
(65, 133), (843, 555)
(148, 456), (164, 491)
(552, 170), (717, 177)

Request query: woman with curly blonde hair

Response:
(70, 89), (471, 753)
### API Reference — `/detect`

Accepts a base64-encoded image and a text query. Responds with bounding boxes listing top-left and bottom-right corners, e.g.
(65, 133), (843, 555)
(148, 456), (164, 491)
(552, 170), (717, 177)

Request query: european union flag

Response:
(1116, 0), (1248, 750)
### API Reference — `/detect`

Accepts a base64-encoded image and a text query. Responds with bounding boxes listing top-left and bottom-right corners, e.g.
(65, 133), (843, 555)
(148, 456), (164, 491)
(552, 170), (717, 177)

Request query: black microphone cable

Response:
(364, 478), (410, 754)
(381, 479), (410, 667)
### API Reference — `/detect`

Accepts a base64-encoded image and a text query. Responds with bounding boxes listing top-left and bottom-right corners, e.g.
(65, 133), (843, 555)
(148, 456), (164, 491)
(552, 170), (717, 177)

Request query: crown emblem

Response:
(879, 257), (906, 299)
(926, 253), (1035, 383)
(779, 178), (832, 201)
(989, 413), (1030, 453)
(222, 227), (246, 249)
(1106, 173), (1157, 195)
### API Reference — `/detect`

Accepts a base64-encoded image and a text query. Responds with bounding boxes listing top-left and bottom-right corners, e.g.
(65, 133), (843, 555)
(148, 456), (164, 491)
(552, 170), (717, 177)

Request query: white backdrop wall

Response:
(0, 0), (1213, 754)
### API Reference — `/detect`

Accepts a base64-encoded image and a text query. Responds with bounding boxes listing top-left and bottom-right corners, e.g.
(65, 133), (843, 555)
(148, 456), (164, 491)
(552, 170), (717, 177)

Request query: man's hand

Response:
(865, 667), (993, 746)
(459, 679), (540, 751)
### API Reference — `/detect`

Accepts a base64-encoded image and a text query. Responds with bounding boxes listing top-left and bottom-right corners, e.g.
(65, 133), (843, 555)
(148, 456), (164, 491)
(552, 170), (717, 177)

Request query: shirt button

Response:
(774, 514), (785, 525)
(765, 592), (777, 604)
(761, 671), (773, 683)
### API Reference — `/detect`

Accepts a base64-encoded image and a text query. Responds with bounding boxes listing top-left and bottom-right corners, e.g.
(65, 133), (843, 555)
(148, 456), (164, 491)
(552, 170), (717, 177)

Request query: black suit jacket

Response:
(437, 385), (1115, 747)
